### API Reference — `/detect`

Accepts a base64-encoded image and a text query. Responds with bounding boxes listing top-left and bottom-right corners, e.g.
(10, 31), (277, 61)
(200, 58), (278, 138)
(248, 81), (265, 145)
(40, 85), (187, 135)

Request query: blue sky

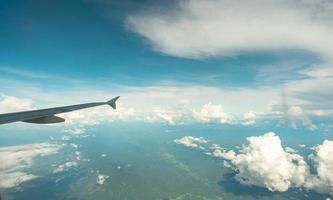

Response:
(0, 0), (321, 87)
(0, 0), (333, 128)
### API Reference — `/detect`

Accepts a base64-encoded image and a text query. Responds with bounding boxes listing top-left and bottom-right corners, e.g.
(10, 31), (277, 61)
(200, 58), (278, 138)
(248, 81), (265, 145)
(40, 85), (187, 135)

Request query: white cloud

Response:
(223, 160), (232, 168)
(146, 100), (194, 125)
(260, 104), (319, 130)
(0, 94), (35, 113)
(128, 0), (333, 59)
(242, 111), (256, 126)
(62, 135), (72, 141)
(63, 128), (86, 136)
(70, 143), (78, 149)
(285, 75), (333, 111)
(285, 146), (298, 153)
(210, 132), (333, 194)
(0, 143), (61, 172)
(97, 174), (109, 185)
(174, 136), (208, 148)
(209, 143), (223, 150)
(193, 102), (233, 124)
(285, 106), (317, 130)
(0, 172), (37, 189)
(75, 151), (81, 161)
(219, 132), (309, 192)
(151, 107), (182, 125)
(212, 149), (235, 160)
(59, 103), (135, 126)
(53, 161), (78, 173)
(147, 102), (235, 125)
(311, 109), (333, 117)
(0, 143), (61, 188)
(305, 140), (333, 195)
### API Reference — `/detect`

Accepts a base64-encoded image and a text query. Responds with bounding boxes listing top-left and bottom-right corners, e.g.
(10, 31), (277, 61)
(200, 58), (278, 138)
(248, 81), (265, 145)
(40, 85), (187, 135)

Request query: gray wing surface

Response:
(0, 96), (119, 125)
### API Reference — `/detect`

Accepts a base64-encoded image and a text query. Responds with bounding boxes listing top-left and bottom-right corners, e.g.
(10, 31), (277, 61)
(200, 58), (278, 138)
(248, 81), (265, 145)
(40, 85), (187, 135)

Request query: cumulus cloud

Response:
(128, 0), (333, 59)
(0, 143), (61, 188)
(146, 99), (195, 125)
(260, 103), (319, 130)
(306, 140), (333, 195)
(212, 149), (235, 160)
(193, 102), (233, 124)
(53, 161), (78, 173)
(211, 132), (333, 194)
(75, 151), (81, 161)
(285, 106), (317, 130)
(148, 101), (237, 125)
(97, 174), (109, 185)
(174, 136), (208, 148)
(216, 132), (309, 192)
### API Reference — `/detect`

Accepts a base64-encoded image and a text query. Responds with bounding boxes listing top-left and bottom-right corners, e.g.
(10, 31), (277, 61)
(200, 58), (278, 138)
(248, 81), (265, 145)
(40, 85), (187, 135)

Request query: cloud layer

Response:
(128, 0), (333, 59)
(1, 90), (329, 132)
(0, 143), (61, 188)
(127, 0), (333, 122)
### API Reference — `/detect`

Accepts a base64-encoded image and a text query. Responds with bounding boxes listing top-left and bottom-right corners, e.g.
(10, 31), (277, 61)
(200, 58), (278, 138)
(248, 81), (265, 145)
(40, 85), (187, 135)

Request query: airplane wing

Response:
(0, 96), (120, 125)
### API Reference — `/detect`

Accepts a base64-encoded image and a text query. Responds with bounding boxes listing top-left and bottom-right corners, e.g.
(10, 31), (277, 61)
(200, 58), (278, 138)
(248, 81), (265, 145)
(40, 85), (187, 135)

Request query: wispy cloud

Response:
(127, 0), (333, 60)
(0, 143), (61, 189)
(0, 66), (52, 79)
(0, 80), (329, 131)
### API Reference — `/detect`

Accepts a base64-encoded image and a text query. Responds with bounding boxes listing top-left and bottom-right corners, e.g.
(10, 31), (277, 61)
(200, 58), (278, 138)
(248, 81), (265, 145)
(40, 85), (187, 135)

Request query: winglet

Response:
(106, 96), (120, 109)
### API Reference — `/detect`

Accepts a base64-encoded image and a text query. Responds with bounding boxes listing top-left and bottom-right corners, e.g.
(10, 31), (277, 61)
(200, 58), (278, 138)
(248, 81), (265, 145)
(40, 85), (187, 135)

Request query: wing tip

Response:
(107, 96), (120, 109)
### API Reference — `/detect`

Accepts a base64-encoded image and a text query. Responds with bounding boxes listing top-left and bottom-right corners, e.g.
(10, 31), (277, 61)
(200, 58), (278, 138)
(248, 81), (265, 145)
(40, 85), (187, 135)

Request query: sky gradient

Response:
(1, 0), (333, 199)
